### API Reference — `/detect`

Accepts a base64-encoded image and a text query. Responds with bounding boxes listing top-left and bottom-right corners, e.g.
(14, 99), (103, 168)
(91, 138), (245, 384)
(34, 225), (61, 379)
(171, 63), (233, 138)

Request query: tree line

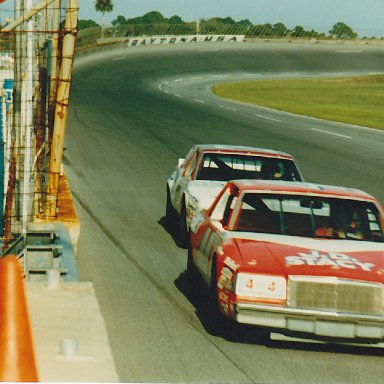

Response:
(82, 7), (362, 39)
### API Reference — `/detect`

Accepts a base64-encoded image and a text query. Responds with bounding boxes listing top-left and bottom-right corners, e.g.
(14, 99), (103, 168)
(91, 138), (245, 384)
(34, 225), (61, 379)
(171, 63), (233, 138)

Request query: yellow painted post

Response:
(46, 0), (78, 218)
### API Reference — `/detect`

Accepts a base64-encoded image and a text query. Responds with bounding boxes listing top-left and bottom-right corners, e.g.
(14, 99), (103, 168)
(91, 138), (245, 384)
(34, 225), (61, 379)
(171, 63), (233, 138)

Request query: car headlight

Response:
(234, 273), (287, 302)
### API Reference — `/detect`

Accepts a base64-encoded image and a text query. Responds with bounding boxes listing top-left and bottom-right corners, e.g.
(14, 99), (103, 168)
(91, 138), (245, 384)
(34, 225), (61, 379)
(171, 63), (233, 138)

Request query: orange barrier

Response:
(0, 255), (38, 382)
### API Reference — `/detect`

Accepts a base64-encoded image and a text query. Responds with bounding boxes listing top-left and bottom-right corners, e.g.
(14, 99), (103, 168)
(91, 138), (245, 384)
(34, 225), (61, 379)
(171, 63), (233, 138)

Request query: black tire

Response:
(177, 199), (189, 248)
(186, 246), (201, 299)
(209, 257), (269, 343)
(165, 187), (176, 228)
(209, 255), (226, 328)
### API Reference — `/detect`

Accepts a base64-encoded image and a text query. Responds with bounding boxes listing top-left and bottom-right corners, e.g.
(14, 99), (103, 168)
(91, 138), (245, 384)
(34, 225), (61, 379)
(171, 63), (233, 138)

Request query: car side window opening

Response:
(234, 193), (384, 242)
(195, 153), (302, 181)
(222, 196), (238, 227)
(184, 152), (198, 177)
(210, 187), (238, 226)
(210, 187), (230, 222)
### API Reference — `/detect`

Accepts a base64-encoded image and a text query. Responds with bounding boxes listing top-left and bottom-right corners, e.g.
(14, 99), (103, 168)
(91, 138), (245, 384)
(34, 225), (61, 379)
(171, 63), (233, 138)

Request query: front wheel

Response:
(186, 246), (201, 299)
(209, 258), (230, 330)
(209, 258), (269, 343)
(210, 255), (269, 344)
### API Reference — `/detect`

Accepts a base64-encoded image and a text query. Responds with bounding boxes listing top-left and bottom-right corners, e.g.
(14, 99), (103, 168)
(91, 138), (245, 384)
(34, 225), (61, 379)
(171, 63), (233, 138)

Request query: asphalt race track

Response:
(66, 42), (384, 383)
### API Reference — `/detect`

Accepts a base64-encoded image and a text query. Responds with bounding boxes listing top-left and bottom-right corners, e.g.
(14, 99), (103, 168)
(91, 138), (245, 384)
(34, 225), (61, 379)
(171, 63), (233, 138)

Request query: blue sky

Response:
(76, 0), (384, 37)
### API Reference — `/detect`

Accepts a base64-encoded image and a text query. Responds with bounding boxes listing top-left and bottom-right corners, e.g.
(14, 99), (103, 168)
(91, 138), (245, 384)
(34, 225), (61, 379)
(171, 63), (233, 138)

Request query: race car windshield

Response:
(235, 193), (384, 242)
(195, 153), (302, 182)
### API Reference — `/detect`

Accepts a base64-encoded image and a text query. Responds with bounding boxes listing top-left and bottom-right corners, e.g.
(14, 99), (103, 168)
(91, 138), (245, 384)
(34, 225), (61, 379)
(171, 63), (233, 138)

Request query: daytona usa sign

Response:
(126, 34), (245, 46)
(285, 250), (374, 271)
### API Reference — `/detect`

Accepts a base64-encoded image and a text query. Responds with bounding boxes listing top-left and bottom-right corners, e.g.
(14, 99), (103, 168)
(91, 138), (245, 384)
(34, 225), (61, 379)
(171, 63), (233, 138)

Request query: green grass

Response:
(212, 75), (384, 130)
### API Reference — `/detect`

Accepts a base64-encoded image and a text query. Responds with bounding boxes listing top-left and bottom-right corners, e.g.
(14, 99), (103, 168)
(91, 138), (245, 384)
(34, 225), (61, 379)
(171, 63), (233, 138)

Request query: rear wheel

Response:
(186, 246), (201, 299)
(165, 187), (176, 228)
(177, 199), (189, 248)
(209, 258), (219, 308)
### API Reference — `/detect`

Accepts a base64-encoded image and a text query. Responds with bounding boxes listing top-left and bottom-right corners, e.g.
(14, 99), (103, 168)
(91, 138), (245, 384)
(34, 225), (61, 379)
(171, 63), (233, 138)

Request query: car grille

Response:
(288, 276), (384, 316)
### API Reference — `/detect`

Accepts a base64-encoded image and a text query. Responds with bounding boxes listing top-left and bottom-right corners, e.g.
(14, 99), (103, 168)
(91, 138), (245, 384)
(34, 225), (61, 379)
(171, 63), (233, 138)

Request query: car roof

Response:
(230, 180), (378, 202)
(194, 144), (295, 159)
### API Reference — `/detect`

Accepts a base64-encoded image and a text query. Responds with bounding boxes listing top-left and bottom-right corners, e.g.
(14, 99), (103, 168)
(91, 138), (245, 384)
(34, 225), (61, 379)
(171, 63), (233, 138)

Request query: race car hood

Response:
(231, 232), (384, 283)
(187, 180), (226, 210)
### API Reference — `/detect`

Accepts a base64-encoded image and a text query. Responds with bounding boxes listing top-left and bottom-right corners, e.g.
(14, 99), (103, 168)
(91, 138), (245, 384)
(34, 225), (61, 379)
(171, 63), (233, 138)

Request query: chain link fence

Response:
(77, 21), (382, 49)
(0, 0), (78, 250)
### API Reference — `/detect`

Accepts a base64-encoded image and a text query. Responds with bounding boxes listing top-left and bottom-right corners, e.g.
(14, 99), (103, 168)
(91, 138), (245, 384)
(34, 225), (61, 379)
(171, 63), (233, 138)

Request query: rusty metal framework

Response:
(0, 0), (77, 251)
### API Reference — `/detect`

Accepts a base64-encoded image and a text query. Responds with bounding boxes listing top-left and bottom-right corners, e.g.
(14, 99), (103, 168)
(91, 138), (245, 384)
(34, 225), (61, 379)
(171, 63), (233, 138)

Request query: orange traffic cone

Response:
(0, 255), (38, 382)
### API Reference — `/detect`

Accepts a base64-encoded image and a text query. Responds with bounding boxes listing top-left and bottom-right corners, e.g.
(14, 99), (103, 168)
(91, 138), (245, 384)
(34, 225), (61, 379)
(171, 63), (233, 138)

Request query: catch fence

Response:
(76, 21), (379, 49)
(0, 0), (77, 251)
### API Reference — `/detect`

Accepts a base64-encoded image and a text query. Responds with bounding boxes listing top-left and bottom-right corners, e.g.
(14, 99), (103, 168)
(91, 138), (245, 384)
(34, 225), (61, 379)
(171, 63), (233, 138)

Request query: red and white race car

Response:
(188, 179), (384, 342)
(166, 144), (303, 246)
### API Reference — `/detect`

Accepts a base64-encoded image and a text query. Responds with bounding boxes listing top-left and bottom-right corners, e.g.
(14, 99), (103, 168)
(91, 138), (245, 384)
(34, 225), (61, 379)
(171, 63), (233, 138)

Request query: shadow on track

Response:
(158, 216), (188, 248)
(174, 269), (273, 346)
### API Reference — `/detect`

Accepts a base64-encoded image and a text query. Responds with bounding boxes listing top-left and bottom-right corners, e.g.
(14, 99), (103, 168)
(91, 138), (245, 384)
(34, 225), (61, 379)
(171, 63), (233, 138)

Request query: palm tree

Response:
(95, 0), (114, 39)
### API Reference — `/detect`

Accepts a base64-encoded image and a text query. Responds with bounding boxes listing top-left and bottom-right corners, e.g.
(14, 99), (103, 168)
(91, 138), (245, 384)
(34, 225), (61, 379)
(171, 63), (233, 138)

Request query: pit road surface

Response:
(66, 42), (384, 383)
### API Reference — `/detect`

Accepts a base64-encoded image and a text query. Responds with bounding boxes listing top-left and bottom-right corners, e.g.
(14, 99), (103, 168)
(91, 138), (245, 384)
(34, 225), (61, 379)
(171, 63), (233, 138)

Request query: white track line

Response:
(311, 128), (351, 139)
(255, 114), (282, 123)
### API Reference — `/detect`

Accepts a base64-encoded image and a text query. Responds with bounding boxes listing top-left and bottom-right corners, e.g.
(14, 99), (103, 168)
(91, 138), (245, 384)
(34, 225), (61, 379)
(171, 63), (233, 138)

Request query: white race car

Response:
(166, 144), (303, 246)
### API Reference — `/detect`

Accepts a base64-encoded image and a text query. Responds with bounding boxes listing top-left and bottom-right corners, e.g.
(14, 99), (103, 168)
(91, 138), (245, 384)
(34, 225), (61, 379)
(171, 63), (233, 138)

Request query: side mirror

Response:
(178, 158), (185, 167)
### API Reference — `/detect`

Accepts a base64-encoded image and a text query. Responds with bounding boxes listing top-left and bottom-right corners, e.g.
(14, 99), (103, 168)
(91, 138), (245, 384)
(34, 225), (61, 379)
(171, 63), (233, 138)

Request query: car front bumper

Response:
(235, 302), (384, 340)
